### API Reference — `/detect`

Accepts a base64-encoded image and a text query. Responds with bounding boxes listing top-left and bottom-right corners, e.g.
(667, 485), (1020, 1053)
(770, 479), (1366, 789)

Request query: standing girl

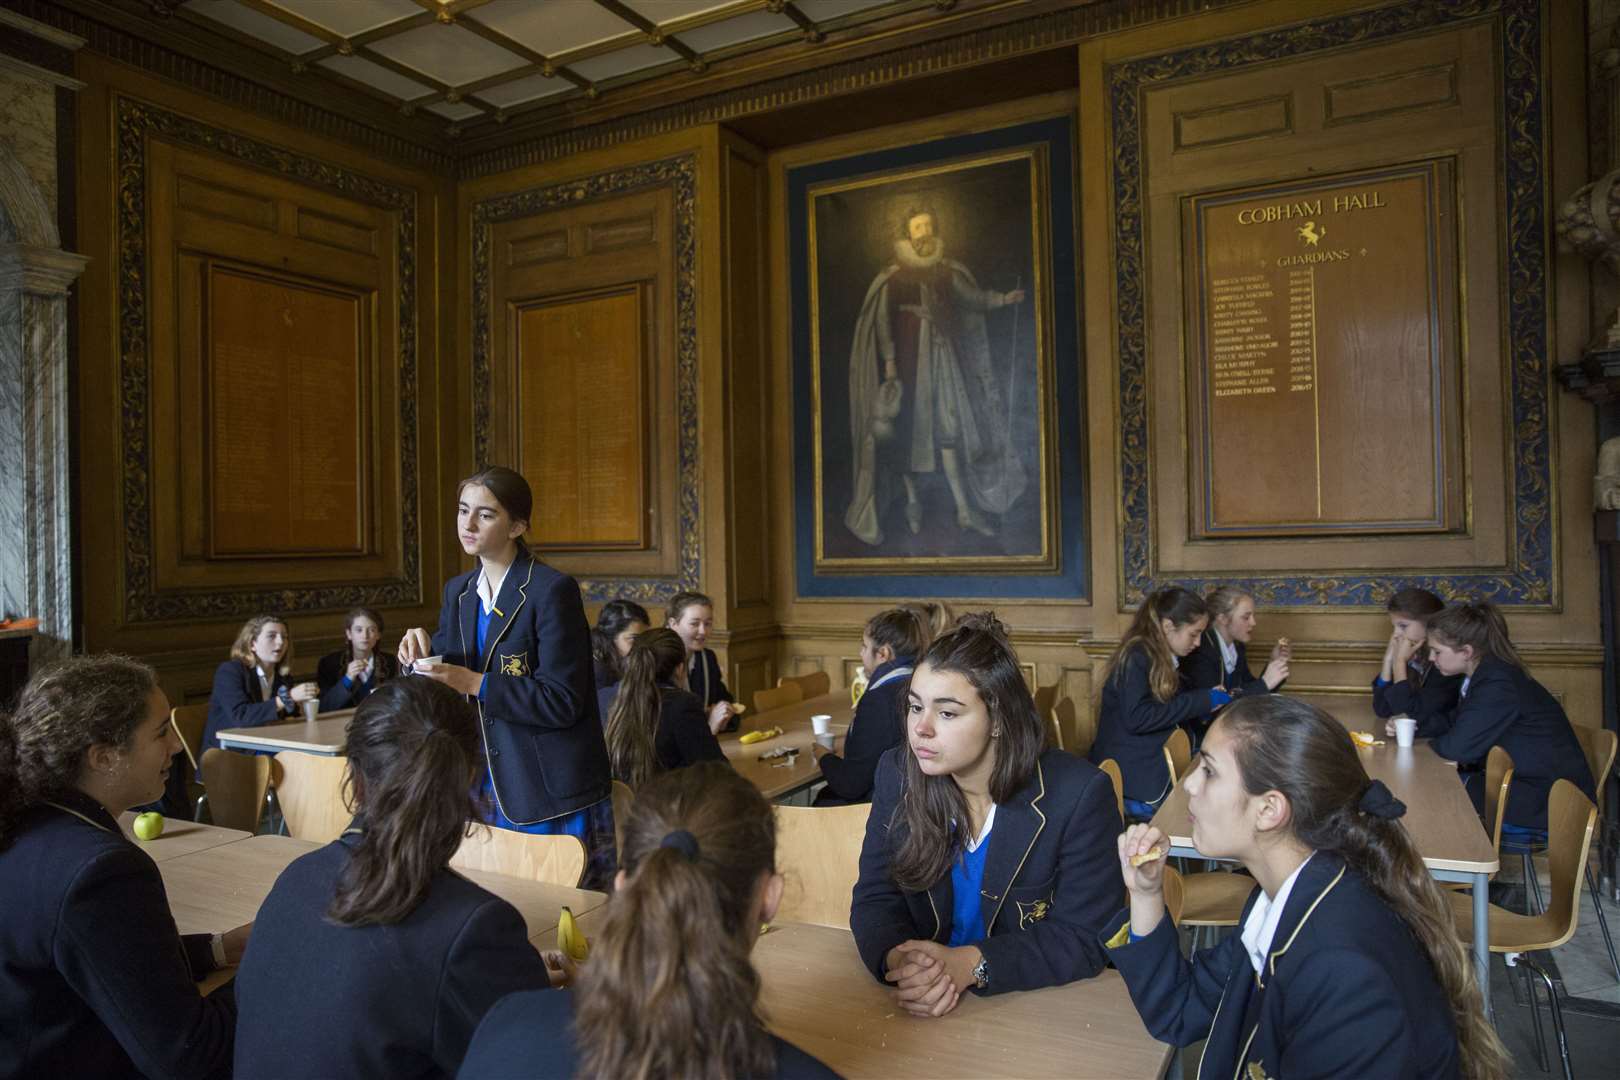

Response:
(602, 627), (728, 787)
(589, 598), (649, 690)
(316, 607), (399, 709)
(1107, 695), (1506, 1079)
(398, 467), (615, 888)
(459, 761), (839, 1080)
(813, 606), (927, 805)
(1422, 602), (1595, 835)
(1373, 587), (1462, 729)
(204, 614), (320, 753)
(234, 678), (553, 1079)
(850, 614), (1121, 1015)
(1089, 587), (1226, 819)
(0, 655), (243, 1079)
(665, 590), (740, 733)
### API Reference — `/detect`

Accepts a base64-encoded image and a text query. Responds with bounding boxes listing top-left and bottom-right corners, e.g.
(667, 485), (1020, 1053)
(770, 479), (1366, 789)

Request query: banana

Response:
(738, 726), (782, 745)
(558, 905), (589, 962)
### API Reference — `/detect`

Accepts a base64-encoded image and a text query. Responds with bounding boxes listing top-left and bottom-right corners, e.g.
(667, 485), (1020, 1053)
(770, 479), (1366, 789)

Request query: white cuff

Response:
(210, 932), (227, 968)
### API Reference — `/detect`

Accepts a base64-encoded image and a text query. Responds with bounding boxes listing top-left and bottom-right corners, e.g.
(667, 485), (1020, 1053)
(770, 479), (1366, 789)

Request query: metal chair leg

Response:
(1587, 863), (1620, 982)
(1517, 955), (1574, 1080)
(1518, 956), (1550, 1073)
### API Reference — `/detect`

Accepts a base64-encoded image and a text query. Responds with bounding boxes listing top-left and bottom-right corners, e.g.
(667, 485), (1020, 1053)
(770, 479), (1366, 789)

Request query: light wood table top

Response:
(721, 692), (852, 800)
(118, 812), (250, 862)
(215, 710), (355, 755)
(753, 922), (1170, 1079)
(1153, 693), (1499, 875)
(157, 833), (607, 947)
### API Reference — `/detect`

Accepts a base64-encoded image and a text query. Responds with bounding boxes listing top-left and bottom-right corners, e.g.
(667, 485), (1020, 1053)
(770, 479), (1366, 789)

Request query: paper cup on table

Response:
(413, 655), (443, 675)
(1394, 716), (1417, 748)
(811, 714), (832, 736)
(815, 732), (837, 749)
(301, 699), (319, 723)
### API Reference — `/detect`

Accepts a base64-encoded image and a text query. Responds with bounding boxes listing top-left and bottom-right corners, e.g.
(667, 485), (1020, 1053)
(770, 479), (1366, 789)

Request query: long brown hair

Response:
(1218, 695), (1508, 1080)
(890, 612), (1046, 892)
(574, 762), (777, 1080)
(327, 678), (481, 926)
(1102, 587), (1207, 702)
(865, 607), (927, 663)
(590, 598), (650, 685)
(458, 466), (533, 552)
(1387, 587), (1446, 686)
(230, 614), (292, 676)
(0, 655), (158, 850)
(605, 628), (687, 787)
(1426, 601), (1523, 670)
(897, 601), (955, 651)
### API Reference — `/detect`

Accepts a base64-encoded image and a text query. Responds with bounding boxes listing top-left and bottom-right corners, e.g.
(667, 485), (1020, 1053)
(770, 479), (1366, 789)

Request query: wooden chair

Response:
(197, 748), (270, 833)
(1097, 759), (1125, 823)
(450, 826), (587, 888)
(1054, 696), (1091, 757)
(778, 671), (831, 699)
(1448, 747), (1514, 896)
(772, 802), (869, 929)
(170, 704), (209, 819)
(1161, 728), (1192, 785)
(1033, 685), (1060, 749)
(1178, 871), (1256, 951)
(1161, 864), (1185, 926)
(1448, 780), (1598, 1080)
(1573, 726), (1619, 980)
(610, 779), (635, 865)
(272, 753), (351, 844)
(753, 683), (803, 714)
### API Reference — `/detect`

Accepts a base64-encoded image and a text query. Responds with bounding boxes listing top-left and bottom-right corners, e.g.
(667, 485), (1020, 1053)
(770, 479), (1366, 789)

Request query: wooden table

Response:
(1151, 693), (1500, 1016)
(215, 710), (354, 756)
(157, 833), (608, 948)
(753, 922), (1170, 1079)
(118, 812), (250, 862)
(721, 692), (852, 801)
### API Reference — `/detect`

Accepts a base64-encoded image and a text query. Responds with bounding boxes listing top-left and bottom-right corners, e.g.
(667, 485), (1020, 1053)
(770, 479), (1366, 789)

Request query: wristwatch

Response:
(971, 955), (990, 990)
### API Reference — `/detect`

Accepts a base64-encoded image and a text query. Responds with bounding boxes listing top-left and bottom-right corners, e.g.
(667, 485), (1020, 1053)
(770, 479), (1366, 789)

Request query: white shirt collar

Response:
(254, 664), (272, 701)
(1240, 853), (1314, 974)
(1215, 629), (1238, 674)
(963, 804), (997, 854)
(476, 561), (513, 615)
(1460, 675), (1471, 698)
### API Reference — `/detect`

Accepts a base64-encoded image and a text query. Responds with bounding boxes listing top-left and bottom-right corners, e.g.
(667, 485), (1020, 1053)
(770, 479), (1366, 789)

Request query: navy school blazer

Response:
(815, 657), (912, 805)
(1180, 629), (1271, 697)
(1372, 658), (1463, 723)
(459, 987), (841, 1080)
(850, 747), (1122, 994)
(0, 790), (234, 1080)
(1105, 853), (1460, 1080)
(597, 682), (729, 777)
(431, 550), (611, 825)
(203, 659), (294, 753)
(233, 822), (551, 1080)
(1423, 655), (1595, 831)
(316, 649), (400, 709)
(1088, 648), (1221, 805)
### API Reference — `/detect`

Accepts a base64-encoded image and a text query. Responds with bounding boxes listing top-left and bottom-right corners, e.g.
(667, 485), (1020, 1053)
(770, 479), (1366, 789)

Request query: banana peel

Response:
(738, 726), (782, 745)
(558, 905), (589, 963)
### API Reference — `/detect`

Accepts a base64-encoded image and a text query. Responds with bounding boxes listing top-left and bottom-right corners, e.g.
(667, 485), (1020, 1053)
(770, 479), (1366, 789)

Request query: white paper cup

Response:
(302, 699), (319, 724)
(1394, 716), (1417, 748)
(413, 655), (443, 674)
(815, 731), (837, 749)
(811, 714), (832, 736)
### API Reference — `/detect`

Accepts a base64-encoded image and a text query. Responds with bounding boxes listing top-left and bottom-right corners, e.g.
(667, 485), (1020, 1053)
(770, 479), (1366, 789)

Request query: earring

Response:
(991, 726), (1001, 738)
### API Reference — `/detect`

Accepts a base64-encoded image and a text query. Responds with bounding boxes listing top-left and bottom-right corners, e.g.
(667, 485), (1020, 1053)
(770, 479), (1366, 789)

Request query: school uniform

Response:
(1088, 648), (1221, 809)
(316, 649), (399, 708)
(814, 656), (913, 805)
(1104, 853), (1459, 1079)
(1181, 628), (1271, 697)
(233, 820), (550, 1080)
(202, 659), (294, 753)
(687, 646), (734, 711)
(458, 987), (840, 1080)
(598, 682), (729, 777)
(1371, 656), (1463, 724)
(850, 747), (1122, 994)
(0, 789), (235, 1080)
(1424, 655), (1595, 832)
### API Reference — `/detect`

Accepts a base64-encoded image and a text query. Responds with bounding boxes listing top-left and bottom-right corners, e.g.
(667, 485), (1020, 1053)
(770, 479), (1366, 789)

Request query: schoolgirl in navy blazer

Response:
(1372, 657), (1462, 726)
(815, 654), (912, 804)
(1089, 649), (1221, 808)
(203, 658), (295, 753)
(851, 746), (1122, 994)
(598, 680), (729, 777)
(316, 651), (399, 708)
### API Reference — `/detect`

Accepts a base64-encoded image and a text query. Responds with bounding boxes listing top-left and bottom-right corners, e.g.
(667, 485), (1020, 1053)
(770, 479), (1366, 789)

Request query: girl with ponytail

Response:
(1421, 601), (1594, 836)
(1372, 587), (1462, 729)
(234, 677), (552, 1079)
(460, 762), (839, 1079)
(1090, 587), (1225, 819)
(0, 655), (241, 1079)
(601, 627), (728, 788)
(1107, 694), (1507, 1079)
(813, 606), (927, 805)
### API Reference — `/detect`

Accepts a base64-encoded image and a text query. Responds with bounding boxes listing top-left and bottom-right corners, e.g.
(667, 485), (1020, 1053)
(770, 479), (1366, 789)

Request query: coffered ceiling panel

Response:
(366, 21), (528, 85)
(467, 1), (636, 57)
(181, 0), (324, 54)
(796, 0), (899, 20)
(621, 0), (736, 24)
(676, 10), (797, 53)
(566, 41), (675, 84)
(472, 71), (576, 109)
(317, 53), (435, 99)
(426, 100), (486, 120)
(269, 0), (422, 39)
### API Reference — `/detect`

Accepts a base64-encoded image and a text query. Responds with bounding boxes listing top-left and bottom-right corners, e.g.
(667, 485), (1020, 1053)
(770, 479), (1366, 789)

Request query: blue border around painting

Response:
(788, 116), (1087, 600)
(1111, 0), (1555, 609)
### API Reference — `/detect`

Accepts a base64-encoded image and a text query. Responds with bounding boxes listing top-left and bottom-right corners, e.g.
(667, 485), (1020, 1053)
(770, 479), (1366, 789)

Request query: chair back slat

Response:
(753, 683), (804, 713)
(772, 802), (870, 929)
(272, 753), (351, 843)
(198, 748), (270, 833)
(450, 827), (587, 888)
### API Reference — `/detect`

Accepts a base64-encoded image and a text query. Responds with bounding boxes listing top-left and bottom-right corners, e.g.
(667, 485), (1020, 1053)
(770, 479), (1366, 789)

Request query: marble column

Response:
(0, 240), (86, 661)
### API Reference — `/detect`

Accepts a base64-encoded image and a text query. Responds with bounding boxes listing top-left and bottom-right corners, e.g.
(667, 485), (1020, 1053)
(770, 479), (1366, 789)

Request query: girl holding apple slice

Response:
(0, 654), (245, 1078)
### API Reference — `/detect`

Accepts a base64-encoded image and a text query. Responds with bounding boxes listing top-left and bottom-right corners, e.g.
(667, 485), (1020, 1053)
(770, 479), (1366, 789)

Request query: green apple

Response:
(132, 811), (164, 841)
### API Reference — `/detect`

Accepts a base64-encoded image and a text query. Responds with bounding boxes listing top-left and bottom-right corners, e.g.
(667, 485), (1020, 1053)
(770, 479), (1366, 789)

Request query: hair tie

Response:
(1358, 780), (1407, 821)
(659, 829), (701, 861)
